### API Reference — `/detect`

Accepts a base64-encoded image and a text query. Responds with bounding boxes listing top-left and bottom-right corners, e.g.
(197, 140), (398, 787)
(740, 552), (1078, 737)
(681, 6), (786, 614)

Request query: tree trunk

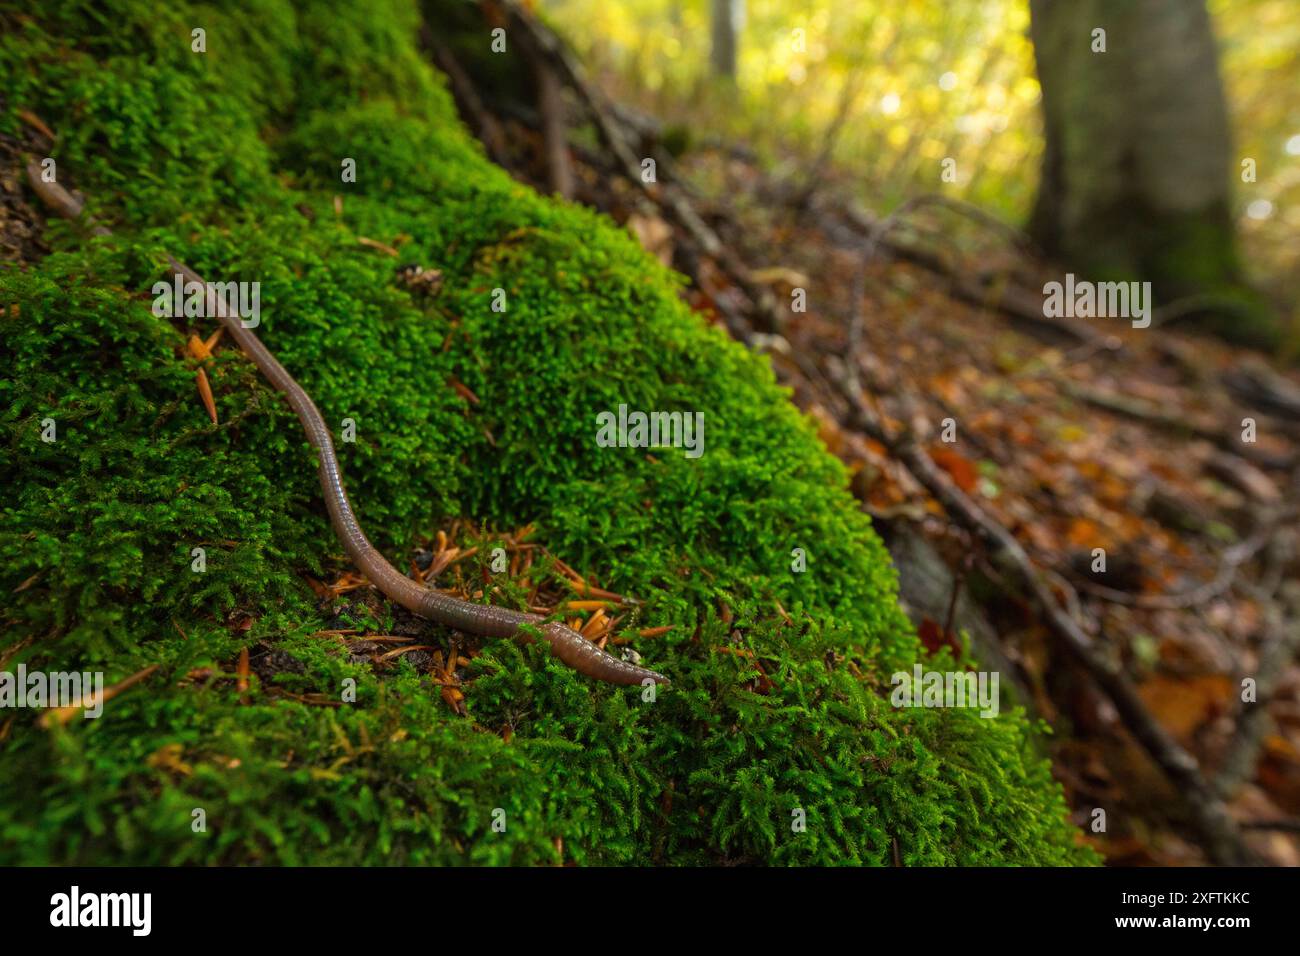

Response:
(1028, 0), (1274, 346)
(710, 0), (741, 79)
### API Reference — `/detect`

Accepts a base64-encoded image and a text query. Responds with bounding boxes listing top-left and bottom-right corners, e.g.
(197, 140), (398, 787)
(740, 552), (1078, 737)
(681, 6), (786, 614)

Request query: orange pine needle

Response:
(187, 333), (212, 361)
(195, 368), (218, 424)
(377, 644), (435, 661)
(775, 600), (793, 625)
(17, 109), (56, 141)
(440, 685), (465, 714)
(449, 377), (481, 404)
(357, 236), (398, 256)
(564, 600), (611, 611)
(580, 608), (608, 638)
(427, 547), (460, 579)
(40, 664), (160, 729)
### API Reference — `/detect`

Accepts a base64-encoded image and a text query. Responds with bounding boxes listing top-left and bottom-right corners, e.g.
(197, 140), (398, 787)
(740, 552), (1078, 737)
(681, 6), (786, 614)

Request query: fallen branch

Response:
(823, 353), (1256, 865)
(1214, 583), (1300, 798)
(24, 158), (110, 236)
(1057, 377), (1295, 471)
(512, 16), (574, 198)
(858, 193), (1037, 260)
(1240, 819), (1300, 833)
(420, 28), (512, 171)
(1068, 513), (1289, 610)
(787, 68), (866, 213)
(501, 0), (778, 335)
(821, 194), (1100, 347)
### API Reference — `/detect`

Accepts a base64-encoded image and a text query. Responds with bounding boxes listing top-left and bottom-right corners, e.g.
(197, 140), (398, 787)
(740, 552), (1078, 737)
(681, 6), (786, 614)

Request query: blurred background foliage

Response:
(541, 0), (1299, 308)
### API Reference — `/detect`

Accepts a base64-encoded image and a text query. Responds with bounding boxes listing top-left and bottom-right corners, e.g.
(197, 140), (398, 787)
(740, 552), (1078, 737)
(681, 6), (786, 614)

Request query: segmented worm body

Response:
(28, 162), (667, 687)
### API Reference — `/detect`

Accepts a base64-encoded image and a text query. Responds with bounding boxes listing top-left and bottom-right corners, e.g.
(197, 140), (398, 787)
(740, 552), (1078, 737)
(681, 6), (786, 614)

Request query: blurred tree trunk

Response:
(710, 0), (741, 79)
(1028, 0), (1274, 346)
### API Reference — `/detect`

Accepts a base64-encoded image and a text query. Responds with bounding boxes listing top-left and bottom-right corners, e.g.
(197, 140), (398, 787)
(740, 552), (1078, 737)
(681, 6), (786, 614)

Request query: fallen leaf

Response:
(930, 446), (979, 493)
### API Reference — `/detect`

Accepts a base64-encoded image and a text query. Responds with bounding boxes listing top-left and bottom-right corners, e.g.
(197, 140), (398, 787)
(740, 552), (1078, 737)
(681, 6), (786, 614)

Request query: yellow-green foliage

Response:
(0, 0), (1095, 865)
(551, 0), (1300, 313)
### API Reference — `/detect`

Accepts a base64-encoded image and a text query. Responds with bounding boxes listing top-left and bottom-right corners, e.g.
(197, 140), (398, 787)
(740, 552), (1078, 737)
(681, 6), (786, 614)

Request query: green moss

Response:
(0, 0), (1095, 865)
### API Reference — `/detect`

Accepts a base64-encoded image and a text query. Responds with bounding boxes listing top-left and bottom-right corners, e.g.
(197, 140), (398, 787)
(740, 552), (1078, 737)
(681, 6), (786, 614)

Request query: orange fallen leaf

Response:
(929, 446), (979, 493)
(1137, 674), (1233, 740)
(440, 685), (466, 715)
(147, 742), (194, 776)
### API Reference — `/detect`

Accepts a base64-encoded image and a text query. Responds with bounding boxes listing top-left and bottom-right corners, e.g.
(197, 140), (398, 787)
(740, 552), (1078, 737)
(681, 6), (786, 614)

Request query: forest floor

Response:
(450, 9), (1300, 865)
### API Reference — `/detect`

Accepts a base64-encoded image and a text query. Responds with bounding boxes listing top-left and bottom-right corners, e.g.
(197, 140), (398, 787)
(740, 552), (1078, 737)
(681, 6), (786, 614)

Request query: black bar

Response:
(3, 865), (1282, 941)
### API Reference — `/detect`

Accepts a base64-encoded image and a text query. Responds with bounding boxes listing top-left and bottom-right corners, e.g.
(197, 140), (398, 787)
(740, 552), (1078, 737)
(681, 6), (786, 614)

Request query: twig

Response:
(1150, 293), (1268, 331)
(23, 158), (110, 236)
(39, 664), (160, 728)
(862, 193), (1036, 262)
(942, 553), (972, 643)
(1215, 584), (1300, 798)
(1069, 516), (1288, 610)
(1056, 377), (1295, 470)
(1240, 819), (1300, 833)
(788, 68), (865, 212)
(823, 195), (1099, 347)
(420, 28), (512, 170)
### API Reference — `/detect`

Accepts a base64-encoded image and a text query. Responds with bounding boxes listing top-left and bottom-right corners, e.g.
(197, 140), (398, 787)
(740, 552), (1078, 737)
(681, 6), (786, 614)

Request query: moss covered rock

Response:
(0, 0), (1095, 865)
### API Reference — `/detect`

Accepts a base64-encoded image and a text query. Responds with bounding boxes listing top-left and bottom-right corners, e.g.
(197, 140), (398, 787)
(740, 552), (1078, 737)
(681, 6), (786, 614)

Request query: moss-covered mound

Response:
(0, 0), (1095, 865)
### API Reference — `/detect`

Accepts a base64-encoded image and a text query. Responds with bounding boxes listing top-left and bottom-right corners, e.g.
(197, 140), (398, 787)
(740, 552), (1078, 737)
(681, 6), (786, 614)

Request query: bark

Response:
(710, 0), (741, 79)
(1028, 0), (1274, 346)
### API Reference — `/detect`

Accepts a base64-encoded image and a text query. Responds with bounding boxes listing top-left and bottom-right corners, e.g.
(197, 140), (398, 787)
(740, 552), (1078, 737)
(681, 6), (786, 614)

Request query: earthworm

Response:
(26, 160), (668, 687)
